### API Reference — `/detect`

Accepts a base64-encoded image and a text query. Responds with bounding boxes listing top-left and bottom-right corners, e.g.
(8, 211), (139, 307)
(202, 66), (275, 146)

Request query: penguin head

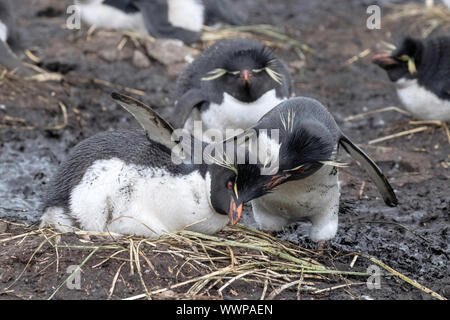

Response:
(267, 120), (336, 186)
(250, 117), (336, 190)
(202, 39), (284, 103)
(372, 37), (423, 82)
(209, 161), (271, 225)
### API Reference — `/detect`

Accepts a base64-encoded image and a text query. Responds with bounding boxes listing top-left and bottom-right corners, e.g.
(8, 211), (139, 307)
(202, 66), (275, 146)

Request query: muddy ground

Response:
(0, 0), (448, 300)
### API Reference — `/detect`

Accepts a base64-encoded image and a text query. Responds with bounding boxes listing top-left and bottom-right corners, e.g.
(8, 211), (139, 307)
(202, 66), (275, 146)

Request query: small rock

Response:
(145, 39), (198, 66)
(98, 49), (117, 62)
(132, 50), (151, 68)
(116, 47), (133, 60)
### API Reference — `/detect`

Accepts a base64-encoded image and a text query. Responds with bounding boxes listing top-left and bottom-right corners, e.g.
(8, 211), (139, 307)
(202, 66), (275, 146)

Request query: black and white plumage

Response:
(373, 36), (450, 121)
(0, 0), (27, 72)
(75, 0), (244, 44)
(40, 93), (275, 237)
(228, 97), (398, 242)
(173, 38), (293, 140)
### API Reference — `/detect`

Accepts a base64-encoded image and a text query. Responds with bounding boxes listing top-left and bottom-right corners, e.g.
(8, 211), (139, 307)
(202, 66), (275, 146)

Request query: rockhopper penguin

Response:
(373, 36), (450, 121)
(228, 97), (398, 242)
(40, 93), (279, 237)
(173, 38), (293, 140)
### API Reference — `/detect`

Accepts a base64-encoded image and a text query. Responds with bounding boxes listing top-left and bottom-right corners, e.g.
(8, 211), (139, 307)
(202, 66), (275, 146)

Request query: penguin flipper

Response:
(172, 89), (205, 129)
(133, 0), (201, 44)
(339, 135), (398, 207)
(111, 92), (177, 150)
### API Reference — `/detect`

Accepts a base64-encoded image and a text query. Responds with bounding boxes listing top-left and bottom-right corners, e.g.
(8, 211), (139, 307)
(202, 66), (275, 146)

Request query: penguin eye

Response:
(227, 181), (233, 190)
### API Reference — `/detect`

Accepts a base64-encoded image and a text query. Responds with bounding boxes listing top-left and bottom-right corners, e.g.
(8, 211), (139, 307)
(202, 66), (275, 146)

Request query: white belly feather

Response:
(167, 0), (204, 32)
(396, 79), (450, 121)
(42, 158), (228, 237)
(251, 165), (340, 241)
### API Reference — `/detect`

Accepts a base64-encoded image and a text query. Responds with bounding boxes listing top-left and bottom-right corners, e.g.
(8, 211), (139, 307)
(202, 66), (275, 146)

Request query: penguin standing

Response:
(228, 97), (398, 243)
(40, 93), (276, 237)
(0, 0), (28, 73)
(373, 36), (450, 121)
(74, 0), (244, 44)
(173, 38), (292, 140)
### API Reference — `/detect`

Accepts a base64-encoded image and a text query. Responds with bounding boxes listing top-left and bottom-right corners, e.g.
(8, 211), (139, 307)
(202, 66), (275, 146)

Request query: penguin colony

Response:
(1, 1), (448, 245)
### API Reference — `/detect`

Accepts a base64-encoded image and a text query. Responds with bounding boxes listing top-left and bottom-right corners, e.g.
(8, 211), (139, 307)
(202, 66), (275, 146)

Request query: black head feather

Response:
(280, 121), (334, 169)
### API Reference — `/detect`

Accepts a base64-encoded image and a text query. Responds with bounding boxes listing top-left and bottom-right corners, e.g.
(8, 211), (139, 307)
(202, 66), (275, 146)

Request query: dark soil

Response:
(0, 0), (448, 300)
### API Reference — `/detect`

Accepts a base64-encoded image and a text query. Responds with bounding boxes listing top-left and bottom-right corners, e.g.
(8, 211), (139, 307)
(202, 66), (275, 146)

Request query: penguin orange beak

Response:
(372, 53), (397, 67)
(266, 174), (291, 189)
(228, 198), (243, 225)
(242, 69), (251, 83)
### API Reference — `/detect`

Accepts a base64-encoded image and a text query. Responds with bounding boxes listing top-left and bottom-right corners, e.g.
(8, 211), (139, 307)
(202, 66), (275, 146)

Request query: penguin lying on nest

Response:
(226, 97), (398, 245)
(373, 36), (450, 121)
(0, 0), (28, 74)
(74, 0), (244, 44)
(173, 38), (292, 140)
(40, 93), (281, 237)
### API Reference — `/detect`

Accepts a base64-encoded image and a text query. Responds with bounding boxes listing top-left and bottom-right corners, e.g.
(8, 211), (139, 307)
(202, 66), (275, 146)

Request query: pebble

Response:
(132, 50), (151, 68)
(144, 39), (198, 66)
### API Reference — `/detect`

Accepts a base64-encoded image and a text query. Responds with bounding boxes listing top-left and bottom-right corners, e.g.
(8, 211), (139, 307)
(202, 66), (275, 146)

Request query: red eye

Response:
(298, 169), (304, 174)
(227, 181), (233, 190)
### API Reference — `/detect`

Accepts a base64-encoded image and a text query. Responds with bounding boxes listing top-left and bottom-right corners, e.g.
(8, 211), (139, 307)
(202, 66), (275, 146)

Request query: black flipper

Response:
(133, 0), (201, 44)
(111, 92), (177, 149)
(111, 92), (196, 162)
(171, 89), (205, 129)
(339, 135), (398, 207)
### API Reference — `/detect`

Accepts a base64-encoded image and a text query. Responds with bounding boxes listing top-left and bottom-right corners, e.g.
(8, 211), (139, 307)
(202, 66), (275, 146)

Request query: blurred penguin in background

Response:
(373, 36), (450, 121)
(74, 0), (246, 44)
